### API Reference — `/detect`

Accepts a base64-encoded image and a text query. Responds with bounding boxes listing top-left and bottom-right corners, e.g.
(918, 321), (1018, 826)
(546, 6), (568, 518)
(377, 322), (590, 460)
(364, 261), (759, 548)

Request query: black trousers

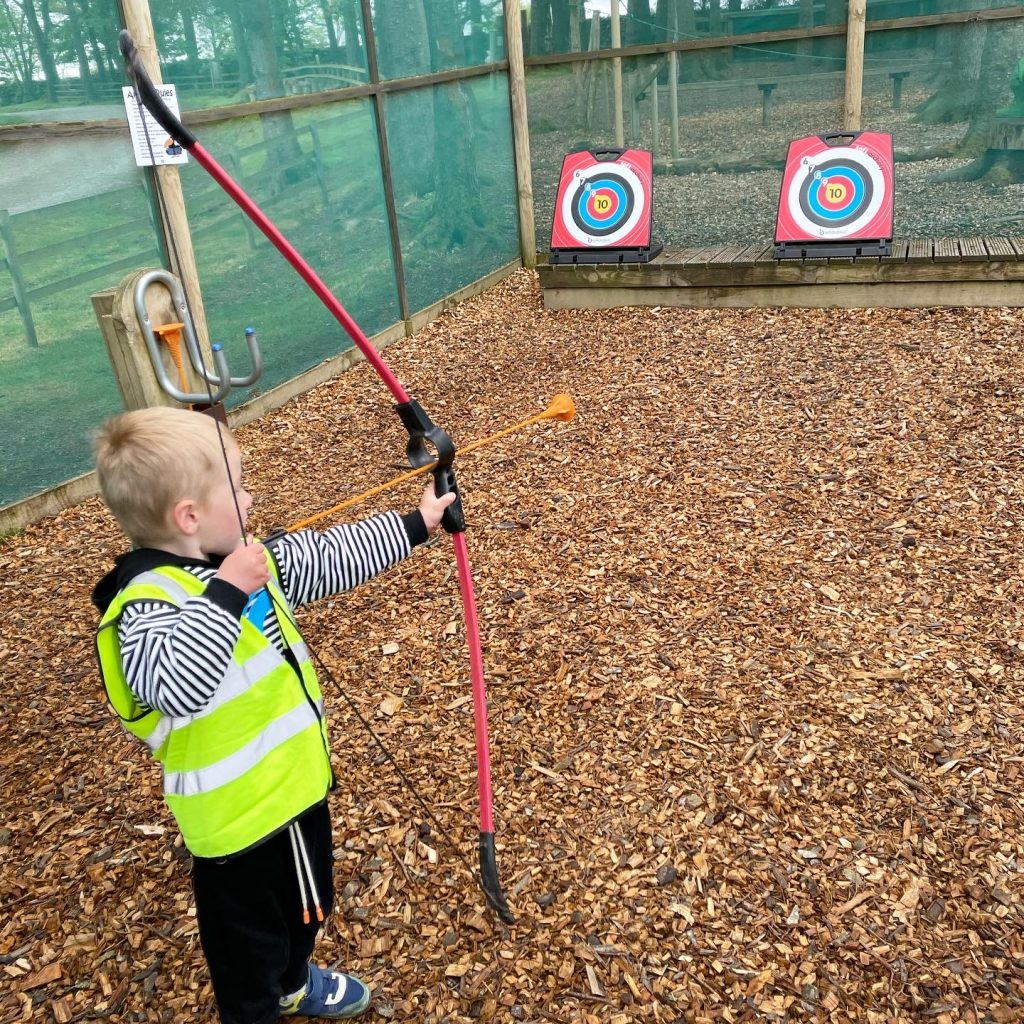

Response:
(192, 802), (335, 1024)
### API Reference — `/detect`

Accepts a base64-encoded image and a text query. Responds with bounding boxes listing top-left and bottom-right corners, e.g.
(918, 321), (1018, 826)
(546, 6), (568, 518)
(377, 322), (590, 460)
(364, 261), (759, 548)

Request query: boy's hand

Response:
(215, 536), (271, 594)
(420, 485), (457, 534)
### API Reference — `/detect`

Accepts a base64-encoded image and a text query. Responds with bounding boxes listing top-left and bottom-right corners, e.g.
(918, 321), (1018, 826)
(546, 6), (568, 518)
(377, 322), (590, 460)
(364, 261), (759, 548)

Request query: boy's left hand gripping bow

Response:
(118, 30), (514, 924)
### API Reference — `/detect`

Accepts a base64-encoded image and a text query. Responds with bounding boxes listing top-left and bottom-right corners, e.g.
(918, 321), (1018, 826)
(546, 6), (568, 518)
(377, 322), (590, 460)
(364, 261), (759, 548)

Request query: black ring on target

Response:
(570, 172), (635, 238)
(798, 158), (874, 230)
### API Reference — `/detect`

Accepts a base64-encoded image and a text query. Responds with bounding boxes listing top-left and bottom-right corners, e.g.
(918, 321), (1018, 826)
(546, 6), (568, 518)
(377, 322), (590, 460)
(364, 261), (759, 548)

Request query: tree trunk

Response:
(18, 0), (58, 103)
(627, 0), (652, 46)
(928, 18), (1024, 181)
(249, 0), (304, 190)
(220, 0), (253, 89)
(552, 0), (570, 53)
(428, 0), (485, 245)
(341, 0), (361, 67)
(431, 80), (487, 248)
(914, 1), (996, 136)
(67, 1), (97, 101)
(181, 2), (201, 67)
(87, 28), (110, 84)
(320, 0), (339, 51)
(376, 0), (435, 197)
(467, 0), (483, 63)
(530, 0), (552, 57)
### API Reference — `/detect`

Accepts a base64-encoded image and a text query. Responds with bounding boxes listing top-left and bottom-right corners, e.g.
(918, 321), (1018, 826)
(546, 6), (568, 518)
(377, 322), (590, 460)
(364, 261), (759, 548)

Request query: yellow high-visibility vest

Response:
(96, 557), (332, 857)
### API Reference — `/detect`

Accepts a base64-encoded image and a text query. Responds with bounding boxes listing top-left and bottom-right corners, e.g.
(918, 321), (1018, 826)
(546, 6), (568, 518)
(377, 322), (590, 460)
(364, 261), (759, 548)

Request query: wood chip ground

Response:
(1, 271), (1022, 1023)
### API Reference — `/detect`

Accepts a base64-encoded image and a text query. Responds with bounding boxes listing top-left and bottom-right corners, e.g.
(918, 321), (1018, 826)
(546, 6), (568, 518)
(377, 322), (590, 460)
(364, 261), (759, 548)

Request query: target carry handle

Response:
(589, 147), (626, 159)
(119, 30), (197, 149)
(820, 131), (860, 145)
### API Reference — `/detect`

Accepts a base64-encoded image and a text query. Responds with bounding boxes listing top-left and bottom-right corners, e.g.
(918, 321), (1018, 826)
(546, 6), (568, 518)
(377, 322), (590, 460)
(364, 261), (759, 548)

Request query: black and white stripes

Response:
(118, 512), (411, 718)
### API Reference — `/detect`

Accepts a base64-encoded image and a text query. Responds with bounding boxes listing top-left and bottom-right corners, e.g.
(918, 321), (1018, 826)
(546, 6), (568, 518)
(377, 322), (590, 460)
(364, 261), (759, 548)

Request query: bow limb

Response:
(118, 31), (513, 924)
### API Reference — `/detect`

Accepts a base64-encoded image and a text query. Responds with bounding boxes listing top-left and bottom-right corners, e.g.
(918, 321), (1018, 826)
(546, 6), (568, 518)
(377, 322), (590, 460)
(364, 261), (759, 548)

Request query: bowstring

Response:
(124, 58), (480, 890)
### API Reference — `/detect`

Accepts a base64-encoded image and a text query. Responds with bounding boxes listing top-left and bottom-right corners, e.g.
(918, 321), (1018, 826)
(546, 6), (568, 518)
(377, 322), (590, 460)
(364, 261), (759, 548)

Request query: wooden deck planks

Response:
(907, 239), (933, 261)
(706, 245), (750, 265)
(958, 237), (988, 262)
(881, 240), (910, 263)
(537, 237), (1024, 310)
(984, 237), (1016, 257)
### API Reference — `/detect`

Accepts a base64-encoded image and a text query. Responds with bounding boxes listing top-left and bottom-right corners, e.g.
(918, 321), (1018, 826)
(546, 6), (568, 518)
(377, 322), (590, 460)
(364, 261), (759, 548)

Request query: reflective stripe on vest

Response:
(95, 556), (332, 857)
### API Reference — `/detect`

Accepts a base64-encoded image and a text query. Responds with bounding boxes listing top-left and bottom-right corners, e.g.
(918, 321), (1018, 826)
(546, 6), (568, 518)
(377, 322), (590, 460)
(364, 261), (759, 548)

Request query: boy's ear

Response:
(170, 497), (200, 536)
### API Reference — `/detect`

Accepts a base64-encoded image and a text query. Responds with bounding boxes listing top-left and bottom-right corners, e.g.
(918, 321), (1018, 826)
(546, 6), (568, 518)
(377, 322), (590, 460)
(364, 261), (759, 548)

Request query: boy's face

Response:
(194, 443), (252, 559)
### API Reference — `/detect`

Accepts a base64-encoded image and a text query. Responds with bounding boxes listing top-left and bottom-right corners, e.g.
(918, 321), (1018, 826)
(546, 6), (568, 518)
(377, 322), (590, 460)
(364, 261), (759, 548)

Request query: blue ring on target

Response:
(570, 172), (636, 237)
(575, 177), (629, 231)
(806, 164), (864, 221)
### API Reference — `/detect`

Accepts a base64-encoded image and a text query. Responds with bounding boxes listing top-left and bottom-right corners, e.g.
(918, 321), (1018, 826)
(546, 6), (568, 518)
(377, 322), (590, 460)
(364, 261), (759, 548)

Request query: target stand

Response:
(549, 148), (662, 265)
(774, 132), (894, 260)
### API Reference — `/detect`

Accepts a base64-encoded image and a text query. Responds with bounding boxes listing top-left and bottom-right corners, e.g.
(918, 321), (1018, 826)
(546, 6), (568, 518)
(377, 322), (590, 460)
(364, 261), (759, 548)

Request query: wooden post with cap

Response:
(118, 0), (213, 357)
(843, 0), (867, 131)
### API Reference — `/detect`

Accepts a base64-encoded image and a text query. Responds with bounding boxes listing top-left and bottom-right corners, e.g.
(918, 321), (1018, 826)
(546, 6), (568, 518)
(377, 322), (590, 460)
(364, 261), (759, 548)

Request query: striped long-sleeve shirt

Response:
(117, 512), (417, 717)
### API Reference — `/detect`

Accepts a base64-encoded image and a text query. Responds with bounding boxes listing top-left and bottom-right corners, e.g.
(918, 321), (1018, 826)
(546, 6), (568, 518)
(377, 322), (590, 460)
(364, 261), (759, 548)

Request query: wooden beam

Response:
(610, 0), (624, 146)
(541, 281), (1024, 311)
(521, 4), (1024, 67)
(0, 62), (512, 141)
(844, 0), (866, 131)
(504, 0), (536, 267)
(119, 0), (212, 359)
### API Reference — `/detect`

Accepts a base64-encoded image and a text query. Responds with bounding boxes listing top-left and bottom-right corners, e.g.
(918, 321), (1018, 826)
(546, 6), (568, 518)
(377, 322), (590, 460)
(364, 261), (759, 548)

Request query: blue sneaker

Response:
(279, 964), (371, 1019)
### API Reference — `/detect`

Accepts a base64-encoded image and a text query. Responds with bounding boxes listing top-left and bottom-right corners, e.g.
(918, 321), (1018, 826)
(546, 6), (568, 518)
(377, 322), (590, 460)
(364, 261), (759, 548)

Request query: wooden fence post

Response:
(610, 0), (624, 146)
(0, 209), (39, 349)
(504, 0), (536, 268)
(120, 0), (213, 358)
(844, 0), (867, 131)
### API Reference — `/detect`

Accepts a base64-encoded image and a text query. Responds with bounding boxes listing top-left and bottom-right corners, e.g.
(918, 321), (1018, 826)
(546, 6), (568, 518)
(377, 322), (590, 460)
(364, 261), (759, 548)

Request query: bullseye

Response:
(571, 173), (633, 236)
(587, 189), (615, 218)
(804, 164), (866, 224)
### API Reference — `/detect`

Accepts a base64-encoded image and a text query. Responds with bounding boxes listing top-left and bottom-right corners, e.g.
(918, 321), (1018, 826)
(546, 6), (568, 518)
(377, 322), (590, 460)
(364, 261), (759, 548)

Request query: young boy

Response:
(91, 406), (454, 1023)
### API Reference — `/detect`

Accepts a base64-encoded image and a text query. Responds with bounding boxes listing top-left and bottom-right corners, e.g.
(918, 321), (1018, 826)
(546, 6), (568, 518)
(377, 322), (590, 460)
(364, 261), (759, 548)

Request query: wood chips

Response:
(1, 270), (1022, 1023)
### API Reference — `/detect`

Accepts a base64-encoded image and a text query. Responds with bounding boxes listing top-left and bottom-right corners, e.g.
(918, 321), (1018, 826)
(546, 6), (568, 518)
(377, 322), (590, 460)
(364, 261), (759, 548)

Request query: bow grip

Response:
(431, 464), (466, 534)
(395, 399), (465, 534)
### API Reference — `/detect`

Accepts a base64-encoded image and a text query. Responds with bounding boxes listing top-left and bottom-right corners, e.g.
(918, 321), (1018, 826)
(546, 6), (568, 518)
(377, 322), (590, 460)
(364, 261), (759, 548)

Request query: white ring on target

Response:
(560, 160), (647, 246)
(786, 146), (886, 239)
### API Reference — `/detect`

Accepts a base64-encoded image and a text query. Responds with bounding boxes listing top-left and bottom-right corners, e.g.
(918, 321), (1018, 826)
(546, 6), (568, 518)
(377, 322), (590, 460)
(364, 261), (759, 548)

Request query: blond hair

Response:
(94, 407), (235, 545)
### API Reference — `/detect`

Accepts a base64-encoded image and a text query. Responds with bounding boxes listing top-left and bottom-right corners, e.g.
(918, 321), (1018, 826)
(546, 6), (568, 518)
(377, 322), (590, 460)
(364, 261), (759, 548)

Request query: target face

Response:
(551, 149), (654, 251)
(775, 133), (894, 245)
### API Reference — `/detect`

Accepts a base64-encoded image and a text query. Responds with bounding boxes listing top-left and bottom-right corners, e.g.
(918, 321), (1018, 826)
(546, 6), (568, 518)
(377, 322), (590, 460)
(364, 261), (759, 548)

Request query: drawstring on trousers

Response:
(288, 822), (324, 925)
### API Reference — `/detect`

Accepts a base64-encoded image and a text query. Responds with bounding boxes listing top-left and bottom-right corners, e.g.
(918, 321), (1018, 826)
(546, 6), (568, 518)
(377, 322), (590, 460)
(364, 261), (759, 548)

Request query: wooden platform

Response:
(537, 238), (1024, 310)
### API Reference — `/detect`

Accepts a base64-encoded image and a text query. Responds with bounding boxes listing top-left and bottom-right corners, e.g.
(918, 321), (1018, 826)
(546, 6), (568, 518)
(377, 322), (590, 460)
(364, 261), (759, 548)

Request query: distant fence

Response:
(49, 60), (369, 106)
(0, 122), (333, 350)
(0, 202), (159, 349)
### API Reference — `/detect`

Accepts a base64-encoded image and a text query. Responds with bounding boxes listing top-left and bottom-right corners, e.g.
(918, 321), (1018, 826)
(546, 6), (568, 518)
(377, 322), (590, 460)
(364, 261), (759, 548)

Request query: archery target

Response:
(551, 149), (655, 251)
(775, 133), (893, 245)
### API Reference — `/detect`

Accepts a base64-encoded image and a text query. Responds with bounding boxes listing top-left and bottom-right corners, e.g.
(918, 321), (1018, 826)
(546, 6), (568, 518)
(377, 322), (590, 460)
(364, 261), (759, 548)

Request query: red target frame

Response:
(550, 148), (661, 264)
(774, 131), (894, 259)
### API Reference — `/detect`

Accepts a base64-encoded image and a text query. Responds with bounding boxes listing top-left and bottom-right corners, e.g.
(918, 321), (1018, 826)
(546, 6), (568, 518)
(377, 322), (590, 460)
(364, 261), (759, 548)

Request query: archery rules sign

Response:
(123, 84), (188, 167)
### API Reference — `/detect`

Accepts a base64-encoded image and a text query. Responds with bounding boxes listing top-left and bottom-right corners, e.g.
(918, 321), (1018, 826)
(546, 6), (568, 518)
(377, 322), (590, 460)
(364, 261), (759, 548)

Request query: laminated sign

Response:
(123, 84), (188, 167)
